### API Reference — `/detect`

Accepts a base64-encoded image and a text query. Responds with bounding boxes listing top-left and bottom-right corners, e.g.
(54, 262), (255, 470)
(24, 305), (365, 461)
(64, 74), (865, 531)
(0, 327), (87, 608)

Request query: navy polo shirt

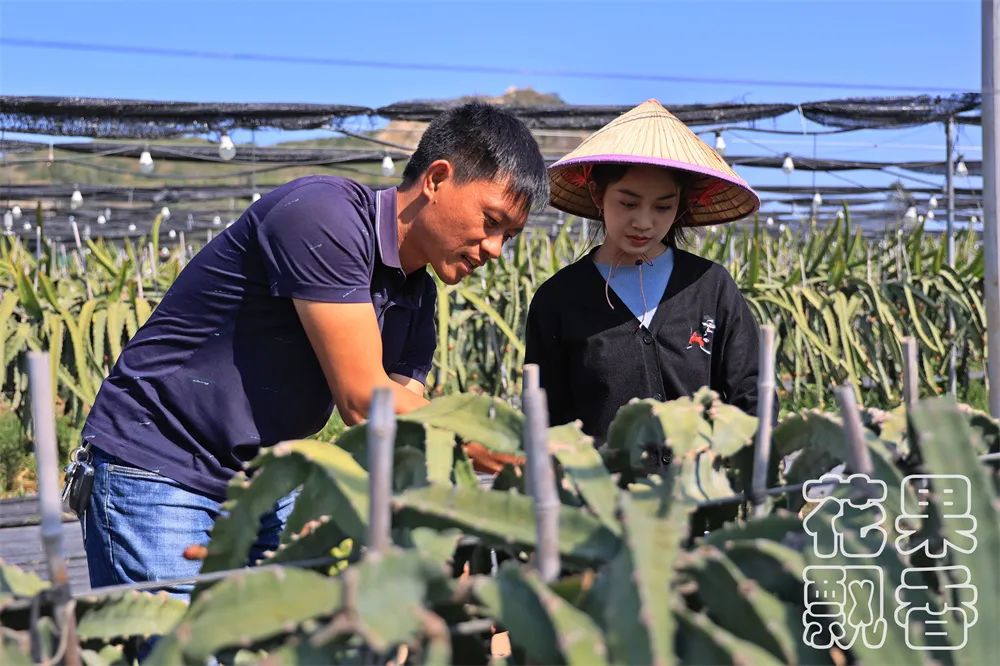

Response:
(81, 176), (436, 498)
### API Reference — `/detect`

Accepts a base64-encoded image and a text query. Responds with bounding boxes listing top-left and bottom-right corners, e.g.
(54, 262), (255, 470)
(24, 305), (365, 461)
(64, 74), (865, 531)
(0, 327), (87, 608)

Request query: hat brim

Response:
(549, 154), (760, 227)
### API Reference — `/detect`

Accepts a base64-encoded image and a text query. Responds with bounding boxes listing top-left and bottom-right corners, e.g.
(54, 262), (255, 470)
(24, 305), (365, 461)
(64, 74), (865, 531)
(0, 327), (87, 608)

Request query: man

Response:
(77, 102), (547, 594)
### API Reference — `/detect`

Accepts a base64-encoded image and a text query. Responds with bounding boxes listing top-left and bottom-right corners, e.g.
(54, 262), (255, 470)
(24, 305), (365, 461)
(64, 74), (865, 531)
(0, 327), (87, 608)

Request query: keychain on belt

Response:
(61, 443), (94, 515)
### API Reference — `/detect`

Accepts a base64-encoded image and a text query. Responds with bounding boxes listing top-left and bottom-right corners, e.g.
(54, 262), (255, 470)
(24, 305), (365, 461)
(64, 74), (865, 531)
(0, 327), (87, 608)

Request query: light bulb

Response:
(972, 215), (980, 224)
(97, 214), (107, 225)
(168, 229), (177, 239)
(781, 155), (795, 175)
(22, 222), (31, 231)
(714, 132), (726, 155)
(212, 215), (222, 226)
(128, 223), (137, 232)
(956, 158), (969, 178)
(11, 205), (21, 220)
(766, 216), (774, 226)
(3, 212), (12, 230)
(252, 192), (262, 203)
(836, 210), (844, 220)
(929, 195), (938, 209)
(917, 215), (925, 223)
(218, 133), (237, 161)
(138, 150), (155, 174)
(904, 206), (917, 221)
(70, 187), (83, 210)
(104, 207), (112, 220)
(926, 210), (935, 220)
(812, 192), (823, 206)
(160, 206), (171, 219)
(381, 154), (395, 177)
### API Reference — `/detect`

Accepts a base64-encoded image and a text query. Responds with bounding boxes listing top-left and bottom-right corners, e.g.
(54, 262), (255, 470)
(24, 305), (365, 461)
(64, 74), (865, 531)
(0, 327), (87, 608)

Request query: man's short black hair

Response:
(401, 102), (548, 213)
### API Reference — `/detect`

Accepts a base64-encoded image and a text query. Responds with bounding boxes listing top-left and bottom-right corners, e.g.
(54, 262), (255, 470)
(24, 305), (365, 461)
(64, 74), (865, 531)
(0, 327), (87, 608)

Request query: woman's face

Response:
(591, 165), (680, 259)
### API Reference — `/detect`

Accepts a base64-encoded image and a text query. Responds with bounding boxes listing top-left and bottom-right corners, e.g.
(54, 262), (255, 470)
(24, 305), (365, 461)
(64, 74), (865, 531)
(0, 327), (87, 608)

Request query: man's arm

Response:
(389, 373), (426, 395)
(294, 299), (428, 425)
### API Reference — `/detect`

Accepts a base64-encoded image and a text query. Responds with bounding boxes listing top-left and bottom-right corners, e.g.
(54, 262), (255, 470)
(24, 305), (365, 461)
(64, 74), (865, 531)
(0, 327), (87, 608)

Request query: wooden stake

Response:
(752, 324), (776, 517)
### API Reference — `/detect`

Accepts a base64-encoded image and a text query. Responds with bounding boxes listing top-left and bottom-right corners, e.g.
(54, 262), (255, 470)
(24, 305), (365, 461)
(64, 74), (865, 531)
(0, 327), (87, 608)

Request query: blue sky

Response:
(0, 0), (985, 220)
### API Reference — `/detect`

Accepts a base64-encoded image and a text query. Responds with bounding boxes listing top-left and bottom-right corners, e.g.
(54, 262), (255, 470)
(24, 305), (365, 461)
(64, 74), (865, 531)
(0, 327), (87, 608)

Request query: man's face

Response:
(420, 174), (528, 285)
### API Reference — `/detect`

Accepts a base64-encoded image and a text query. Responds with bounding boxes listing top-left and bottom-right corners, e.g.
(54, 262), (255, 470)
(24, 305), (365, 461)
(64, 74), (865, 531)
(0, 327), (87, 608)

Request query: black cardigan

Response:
(524, 247), (767, 440)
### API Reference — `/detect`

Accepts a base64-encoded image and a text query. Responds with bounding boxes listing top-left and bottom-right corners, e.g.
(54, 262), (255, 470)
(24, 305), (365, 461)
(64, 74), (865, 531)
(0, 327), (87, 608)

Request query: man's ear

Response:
(423, 160), (453, 199)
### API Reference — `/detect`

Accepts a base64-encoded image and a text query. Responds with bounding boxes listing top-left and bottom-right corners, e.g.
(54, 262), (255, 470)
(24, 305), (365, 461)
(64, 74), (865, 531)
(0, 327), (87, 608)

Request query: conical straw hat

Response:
(549, 99), (760, 226)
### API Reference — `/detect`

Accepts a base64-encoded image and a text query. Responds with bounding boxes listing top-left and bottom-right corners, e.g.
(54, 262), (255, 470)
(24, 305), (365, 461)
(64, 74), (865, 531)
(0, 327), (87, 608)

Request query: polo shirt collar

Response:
(375, 187), (401, 270)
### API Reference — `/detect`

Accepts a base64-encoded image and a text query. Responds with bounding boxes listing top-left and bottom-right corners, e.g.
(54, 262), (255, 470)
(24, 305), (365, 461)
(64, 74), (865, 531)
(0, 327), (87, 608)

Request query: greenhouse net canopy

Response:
(0, 93), (983, 138)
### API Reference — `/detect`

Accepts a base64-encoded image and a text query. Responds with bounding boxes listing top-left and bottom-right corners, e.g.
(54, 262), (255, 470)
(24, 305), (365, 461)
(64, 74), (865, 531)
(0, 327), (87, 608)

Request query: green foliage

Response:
(2, 367), (999, 663)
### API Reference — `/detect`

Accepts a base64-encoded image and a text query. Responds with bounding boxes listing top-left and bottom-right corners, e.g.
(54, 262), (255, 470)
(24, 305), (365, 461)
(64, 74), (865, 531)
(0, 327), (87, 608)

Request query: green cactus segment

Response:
(674, 605), (784, 666)
(268, 520), (353, 567)
(802, 498), (917, 662)
(351, 551), (448, 653)
(549, 423), (621, 534)
(75, 591), (187, 641)
(336, 420), (456, 488)
(615, 476), (695, 666)
(475, 568), (562, 665)
(393, 485), (621, 565)
(965, 406), (1000, 455)
(692, 388), (760, 457)
(452, 444), (479, 488)
(907, 398), (1000, 663)
(866, 405), (909, 454)
(602, 546), (653, 664)
(203, 439), (369, 573)
(475, 565), (609, 666)
(146, 567), (342, 664)
(335, 420), (430, 469)
(683, 545), (799, 663)
(1, 562), (49, 607)
(676, 450), (735, 501)
(80, 644), (128, 666)
(409, 528), (463, 567)
(775, 410), (907, 517)
(703, 512), (803, 548)
(606, 399), (707, 469)
(605, 394), (756, 480)
(251, 640), (343, 666)
(425, 425), (457, 485)
(722, 539), (806, 604)
(401, 394), (524, 454)
(0, 629), (33, 666)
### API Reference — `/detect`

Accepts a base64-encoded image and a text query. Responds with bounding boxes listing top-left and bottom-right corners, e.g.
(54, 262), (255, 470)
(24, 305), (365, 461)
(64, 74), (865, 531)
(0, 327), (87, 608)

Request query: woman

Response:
(525, 99), (766, 440)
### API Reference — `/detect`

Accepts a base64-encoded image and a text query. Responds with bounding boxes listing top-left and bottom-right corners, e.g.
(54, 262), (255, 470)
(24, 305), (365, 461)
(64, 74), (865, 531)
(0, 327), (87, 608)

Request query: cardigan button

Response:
(642, 334), (653, 345)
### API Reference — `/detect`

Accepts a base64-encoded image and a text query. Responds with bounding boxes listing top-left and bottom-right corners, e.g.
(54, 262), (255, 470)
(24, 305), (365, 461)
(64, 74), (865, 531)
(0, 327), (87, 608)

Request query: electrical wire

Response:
(0, 37), (978, 94)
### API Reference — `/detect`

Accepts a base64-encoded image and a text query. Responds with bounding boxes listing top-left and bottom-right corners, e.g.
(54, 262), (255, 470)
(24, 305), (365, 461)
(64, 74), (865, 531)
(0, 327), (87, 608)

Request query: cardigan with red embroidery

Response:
(525, 246), (770, 440)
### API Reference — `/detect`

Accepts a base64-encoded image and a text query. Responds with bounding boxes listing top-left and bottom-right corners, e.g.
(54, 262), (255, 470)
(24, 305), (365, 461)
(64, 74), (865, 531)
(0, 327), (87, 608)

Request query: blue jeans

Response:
(81, 446), (298, 599)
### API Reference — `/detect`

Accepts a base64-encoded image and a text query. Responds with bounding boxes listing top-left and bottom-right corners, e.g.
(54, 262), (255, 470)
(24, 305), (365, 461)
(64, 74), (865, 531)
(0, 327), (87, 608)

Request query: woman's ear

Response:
(588, 181), (602, 213)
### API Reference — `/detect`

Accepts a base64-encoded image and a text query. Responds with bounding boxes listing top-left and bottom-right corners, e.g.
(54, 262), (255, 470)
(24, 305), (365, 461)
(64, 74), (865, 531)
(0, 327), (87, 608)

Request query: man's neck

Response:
(395, 186), (427, 275)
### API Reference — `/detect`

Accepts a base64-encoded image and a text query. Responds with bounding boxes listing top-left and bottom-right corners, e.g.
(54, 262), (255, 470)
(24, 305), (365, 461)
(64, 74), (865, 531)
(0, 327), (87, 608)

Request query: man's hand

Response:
(462, 442), (526, 474)
(294, 299), (428, 425)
